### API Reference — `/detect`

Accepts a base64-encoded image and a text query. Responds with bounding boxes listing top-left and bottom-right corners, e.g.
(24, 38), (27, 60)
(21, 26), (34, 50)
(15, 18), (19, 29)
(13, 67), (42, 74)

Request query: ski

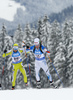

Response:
(49, 81), (58, 89)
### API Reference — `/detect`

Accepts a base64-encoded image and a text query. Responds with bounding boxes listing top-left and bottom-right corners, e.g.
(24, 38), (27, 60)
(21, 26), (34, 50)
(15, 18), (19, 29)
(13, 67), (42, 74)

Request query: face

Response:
(35, 44), (39, 49)
(13, 49), (18, 52)
(13, 46), (18, 52)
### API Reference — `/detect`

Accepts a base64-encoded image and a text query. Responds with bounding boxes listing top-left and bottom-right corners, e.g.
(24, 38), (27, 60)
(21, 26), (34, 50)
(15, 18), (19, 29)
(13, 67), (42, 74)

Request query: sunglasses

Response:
(13, 46), (18, 50)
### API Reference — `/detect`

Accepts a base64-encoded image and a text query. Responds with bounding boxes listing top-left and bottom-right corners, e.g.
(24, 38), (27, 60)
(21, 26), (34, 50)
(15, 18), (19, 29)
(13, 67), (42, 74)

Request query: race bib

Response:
(35, 55), (41, 58)
(14, 57), (20, 62)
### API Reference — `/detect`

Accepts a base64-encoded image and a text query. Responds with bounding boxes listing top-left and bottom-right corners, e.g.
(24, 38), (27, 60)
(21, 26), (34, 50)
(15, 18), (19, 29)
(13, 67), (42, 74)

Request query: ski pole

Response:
(47, 54), (64, 87)
(26, 56), (32, 87)
(2, 47), (7, 75)
(2, 53), (6, 75)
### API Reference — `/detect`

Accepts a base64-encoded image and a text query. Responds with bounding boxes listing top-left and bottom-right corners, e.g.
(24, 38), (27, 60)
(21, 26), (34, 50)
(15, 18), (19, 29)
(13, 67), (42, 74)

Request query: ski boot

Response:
(12, 86), (15, 90)
(25, 83), (29, 89)
(36, 81), (41, 89)
(50, 81), (57, 89)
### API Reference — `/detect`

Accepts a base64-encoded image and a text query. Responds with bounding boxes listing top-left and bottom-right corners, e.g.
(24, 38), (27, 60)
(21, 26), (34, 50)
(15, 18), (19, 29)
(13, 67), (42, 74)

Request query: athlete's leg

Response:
(41, 59), (52, 82)
(12, 64), (19, 87)
(35, 60), (40, 81)
(19, 62), (27, 83)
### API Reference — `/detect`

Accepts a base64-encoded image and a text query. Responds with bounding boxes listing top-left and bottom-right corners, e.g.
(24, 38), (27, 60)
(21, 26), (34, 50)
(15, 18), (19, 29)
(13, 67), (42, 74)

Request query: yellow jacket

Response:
(2, 48), (24, 64)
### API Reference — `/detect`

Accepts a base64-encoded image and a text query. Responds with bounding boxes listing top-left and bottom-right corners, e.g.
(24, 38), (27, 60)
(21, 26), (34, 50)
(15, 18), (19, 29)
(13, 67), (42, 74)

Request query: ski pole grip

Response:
(47, 54), (52, 63)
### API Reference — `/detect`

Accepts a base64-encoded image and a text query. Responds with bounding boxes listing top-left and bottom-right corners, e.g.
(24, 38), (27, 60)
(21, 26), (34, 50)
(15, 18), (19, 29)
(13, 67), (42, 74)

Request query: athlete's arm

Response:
(42, 45), (50, 55)
(25, 45), (34, 53)
(2, 50), (12, 57)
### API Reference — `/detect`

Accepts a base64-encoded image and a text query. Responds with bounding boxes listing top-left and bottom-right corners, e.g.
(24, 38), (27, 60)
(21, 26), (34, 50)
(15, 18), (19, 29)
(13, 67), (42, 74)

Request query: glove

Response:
(26, 43), (30, 49)
(46, 51), (50, 53)
(4, 49), (7, 53)
(26, 46), (30, 49)
(46, 51), (50, 56)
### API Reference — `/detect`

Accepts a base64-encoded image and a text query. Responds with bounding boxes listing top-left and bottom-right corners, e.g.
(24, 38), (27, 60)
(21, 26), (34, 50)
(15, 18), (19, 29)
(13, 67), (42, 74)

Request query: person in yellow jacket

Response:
(2, 43), (27, 90)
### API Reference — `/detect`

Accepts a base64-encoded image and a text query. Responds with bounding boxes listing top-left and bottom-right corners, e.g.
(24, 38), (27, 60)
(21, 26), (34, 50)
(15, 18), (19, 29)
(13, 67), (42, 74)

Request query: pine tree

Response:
(23, 24), (33, 45)
(5, 36), (13, 88)
(46, 20), (62, 88)
(47, 20), (61, 61)
(31, 24), (39, 40)
(43, 15), (51, 47)
(66, 19), (73, 87)
(13, 24), (23, 47)
(0, 24), (6, 86)
(62, 20), (71, 87)
(54, 42), (66, 87)
(38, 15), (51, 47)
(0, 24), (13, 89)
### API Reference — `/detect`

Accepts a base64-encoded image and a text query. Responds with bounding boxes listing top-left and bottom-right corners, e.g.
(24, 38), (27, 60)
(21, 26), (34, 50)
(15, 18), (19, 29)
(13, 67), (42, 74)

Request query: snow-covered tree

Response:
(0, 24), (13, 89)
(54, 42), (66, 87)
(46, 20), (62, 88)
(23, 24), (33, 45)
(23, 23), (35, 67)
(0, 24), (6, 85)
(66, 19), (73, 87)
(62, 20), (71, 87)
(38, 15), (51, 47)
(13, 24), (23, 47)
(31, 24), (39, 40)
(47, 20), (61, 61)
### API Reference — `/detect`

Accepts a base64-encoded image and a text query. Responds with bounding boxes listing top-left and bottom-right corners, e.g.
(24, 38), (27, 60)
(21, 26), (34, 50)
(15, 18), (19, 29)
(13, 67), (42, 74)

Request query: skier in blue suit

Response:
(23, 38), (54, 88)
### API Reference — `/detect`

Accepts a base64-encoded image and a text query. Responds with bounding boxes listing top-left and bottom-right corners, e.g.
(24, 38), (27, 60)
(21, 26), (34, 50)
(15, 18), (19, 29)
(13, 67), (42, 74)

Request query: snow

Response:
(0, 0), (25, 21)
(0, 88), (73, 100)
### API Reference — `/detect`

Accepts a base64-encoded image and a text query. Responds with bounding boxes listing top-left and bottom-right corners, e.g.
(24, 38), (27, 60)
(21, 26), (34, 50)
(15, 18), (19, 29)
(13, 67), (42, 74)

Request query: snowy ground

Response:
(0, 0), (25, 21)
(0, 88), (73, 100)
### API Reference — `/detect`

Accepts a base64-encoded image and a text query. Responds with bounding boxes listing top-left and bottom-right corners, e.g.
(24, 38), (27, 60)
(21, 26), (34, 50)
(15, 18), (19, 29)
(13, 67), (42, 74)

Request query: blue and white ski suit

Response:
(25, 45), (52, 82)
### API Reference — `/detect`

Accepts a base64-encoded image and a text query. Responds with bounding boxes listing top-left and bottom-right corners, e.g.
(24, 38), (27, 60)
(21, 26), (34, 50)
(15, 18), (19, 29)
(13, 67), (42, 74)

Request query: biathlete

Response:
(2, 43), (28, 90)
(23, 38), (55, 88)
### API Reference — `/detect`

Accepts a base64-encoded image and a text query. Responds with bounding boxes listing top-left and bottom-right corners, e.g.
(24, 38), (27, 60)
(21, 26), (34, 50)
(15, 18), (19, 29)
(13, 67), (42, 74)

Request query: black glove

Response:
(26, 46), (30, 49)
(4, 49), (7, 53)
(26, 43), (30, 49)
